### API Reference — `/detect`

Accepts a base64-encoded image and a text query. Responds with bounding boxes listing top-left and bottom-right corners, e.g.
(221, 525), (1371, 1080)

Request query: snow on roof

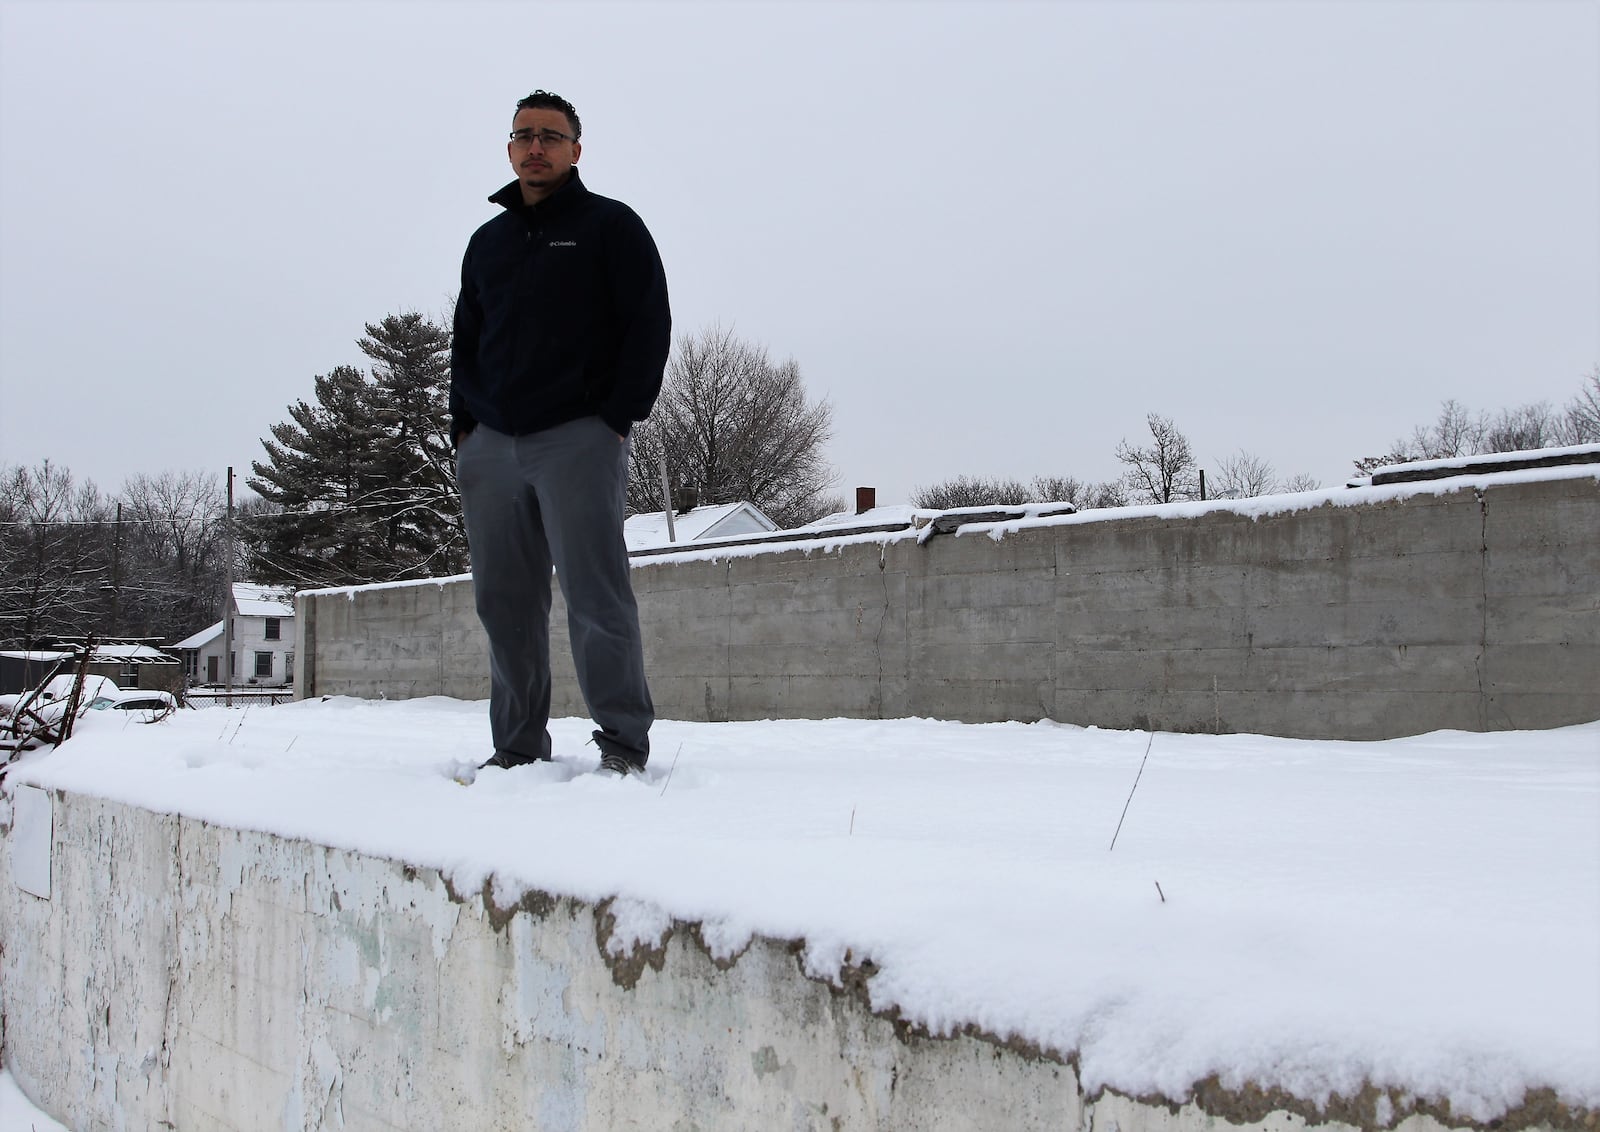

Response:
(3, 646), (172, 664)
(796, 500), (1077, 535)
(624, 502), (777, 551)
(91, 644), (176, 663)
(171, 620), (225, 651)
(802, 503), (926, 530)
(233, 582), (295, 618)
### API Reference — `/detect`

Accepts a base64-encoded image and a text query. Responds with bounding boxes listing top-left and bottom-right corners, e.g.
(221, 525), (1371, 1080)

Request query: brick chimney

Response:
(855, 486), (876, 515)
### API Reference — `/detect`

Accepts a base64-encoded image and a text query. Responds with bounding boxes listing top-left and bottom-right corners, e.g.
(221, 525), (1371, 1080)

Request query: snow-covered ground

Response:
(3, 700), (1597, 1124)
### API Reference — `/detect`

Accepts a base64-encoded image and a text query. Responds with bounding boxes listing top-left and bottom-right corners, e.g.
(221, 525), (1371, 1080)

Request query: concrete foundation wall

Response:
(2, 787), (1549, 1132)
(296, 475), (1600, 740)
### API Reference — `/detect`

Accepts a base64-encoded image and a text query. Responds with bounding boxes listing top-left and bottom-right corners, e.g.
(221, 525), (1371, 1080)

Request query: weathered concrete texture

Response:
(5, 789), (1577, 1132)
(295, 475), (1600, 739)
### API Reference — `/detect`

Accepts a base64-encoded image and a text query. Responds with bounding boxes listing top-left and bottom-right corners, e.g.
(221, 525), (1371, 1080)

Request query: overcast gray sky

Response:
(2, 0), (1596, 507)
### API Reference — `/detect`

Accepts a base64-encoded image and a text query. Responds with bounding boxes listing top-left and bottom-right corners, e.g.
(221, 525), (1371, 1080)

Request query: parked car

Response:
(87, 688), (177, 719)
(2, 678), (174, 749)
(2, 676), (115, 726)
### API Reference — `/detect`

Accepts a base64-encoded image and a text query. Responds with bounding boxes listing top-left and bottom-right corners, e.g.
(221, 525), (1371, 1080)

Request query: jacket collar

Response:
(488, 167), (587, 214)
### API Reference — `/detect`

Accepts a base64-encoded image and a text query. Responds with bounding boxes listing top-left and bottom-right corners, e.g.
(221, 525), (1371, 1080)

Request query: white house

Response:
(170, 583), (296, 688)
(623, 502), (778, 552)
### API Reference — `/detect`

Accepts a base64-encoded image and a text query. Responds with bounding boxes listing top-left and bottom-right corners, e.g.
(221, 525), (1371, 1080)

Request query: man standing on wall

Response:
(451, 89), (670, 777)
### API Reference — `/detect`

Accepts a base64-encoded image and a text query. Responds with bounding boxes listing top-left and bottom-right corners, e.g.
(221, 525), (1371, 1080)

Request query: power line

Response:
(0, 501), (455, 527)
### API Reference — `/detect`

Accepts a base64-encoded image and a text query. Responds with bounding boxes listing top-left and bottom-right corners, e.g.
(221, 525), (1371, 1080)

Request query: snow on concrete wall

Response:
(295, 473), (1600, 740)
(3, 788), (1557, 1132)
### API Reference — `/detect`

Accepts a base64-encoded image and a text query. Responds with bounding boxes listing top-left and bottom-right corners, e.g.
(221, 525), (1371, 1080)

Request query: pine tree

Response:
(244, 312), (465, 588)
(358, 313), (465, 577)
(246, 364), (388, 586)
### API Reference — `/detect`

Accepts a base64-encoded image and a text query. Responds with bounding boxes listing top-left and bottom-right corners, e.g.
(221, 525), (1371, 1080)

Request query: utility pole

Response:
(658, 450), (676, 544)
(106, 501), (123, 636)
(223, 467), (235, 709)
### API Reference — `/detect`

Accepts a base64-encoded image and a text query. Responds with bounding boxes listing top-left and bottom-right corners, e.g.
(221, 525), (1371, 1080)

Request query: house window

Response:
(264, 617), (281, 641)
(185, 654), (198, 678)
(120, 662), (139, 685)
(254, 652), (273, 679)
(229, 652), (236, 676)
(285, 652), (295, 684)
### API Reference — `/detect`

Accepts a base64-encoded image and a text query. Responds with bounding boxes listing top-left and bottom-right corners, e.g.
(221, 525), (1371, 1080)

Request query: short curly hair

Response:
(514, 89), (581, 140)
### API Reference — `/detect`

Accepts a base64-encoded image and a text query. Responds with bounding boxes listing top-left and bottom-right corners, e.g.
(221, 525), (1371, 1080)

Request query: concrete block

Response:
(1482, 689), (1600, 731)
(1482, 642), (1600, 697)
(1243, 597), (1485, 650)
(1486, 594), (1600, 647)
(295, 475), (1600, 737)
(924, 529), (1057, 574)
(12, 790), (1540, 1131)
(726, 673), (897, 720)
(1060, 605), (1248, 651)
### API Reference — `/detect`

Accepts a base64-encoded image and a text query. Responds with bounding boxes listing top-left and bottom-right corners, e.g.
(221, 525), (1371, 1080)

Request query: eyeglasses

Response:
(508, 128), (575, 149)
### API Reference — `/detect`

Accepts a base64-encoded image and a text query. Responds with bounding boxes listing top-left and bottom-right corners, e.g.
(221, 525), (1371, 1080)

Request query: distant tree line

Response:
(1352, 367), (1599, 473)
(912, 410), (1318, 510)
(11, 314), (1587, 647)
(0, 462), (234, 648)
(914, 368), (1599, 510)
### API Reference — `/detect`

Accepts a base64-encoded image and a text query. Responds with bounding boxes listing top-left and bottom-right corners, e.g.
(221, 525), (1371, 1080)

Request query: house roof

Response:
(233, 582), (295, 618)
(1, 645), (174, 665)
(624, 502), (777, 551)
(171, 620), (225, 651)
(93, 644), (178, 663)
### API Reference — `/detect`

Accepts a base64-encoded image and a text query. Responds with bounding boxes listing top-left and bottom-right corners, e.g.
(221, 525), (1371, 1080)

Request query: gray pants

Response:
(456, 417), (653, 766)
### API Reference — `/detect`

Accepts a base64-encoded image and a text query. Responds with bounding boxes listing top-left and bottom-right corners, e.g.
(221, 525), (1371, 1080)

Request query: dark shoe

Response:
(479, 751), (550, 770)
(597, 752), (646, 778)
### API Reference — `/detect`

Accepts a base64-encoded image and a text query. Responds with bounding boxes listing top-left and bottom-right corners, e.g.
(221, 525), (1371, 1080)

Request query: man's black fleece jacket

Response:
(450, 169), (671, 443)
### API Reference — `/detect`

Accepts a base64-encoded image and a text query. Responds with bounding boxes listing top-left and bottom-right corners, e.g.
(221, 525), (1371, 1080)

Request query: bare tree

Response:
(628, 327), (840, 529)
(1278, 473), (1323, 493)
(1116, 413), (1200, 504)
(912, 473), (1126, 510)
(1355, 375), (1600, 475)
(117, 470), (230, 640)
(1205, 452), (1322, 498)
(1484, 402), (1559, 453)
(1355, 399), (1484, 474)
(1412, 398), (1486, 460)
(1019, 474), (1127, 509)
(1023, 476), (1083, 506)
(1210, 451), (1278, 499)
(1562, 366), (1600, 443)
(0, 461), (112, 646)
(911, 475), (1031, 509)
(1077, 479), (1131, 508)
